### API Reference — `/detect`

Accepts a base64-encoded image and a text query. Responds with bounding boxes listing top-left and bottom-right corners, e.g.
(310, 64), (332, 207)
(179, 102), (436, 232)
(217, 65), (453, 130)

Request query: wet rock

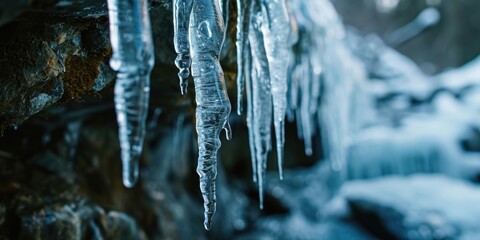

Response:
(332, 175), (480, 240)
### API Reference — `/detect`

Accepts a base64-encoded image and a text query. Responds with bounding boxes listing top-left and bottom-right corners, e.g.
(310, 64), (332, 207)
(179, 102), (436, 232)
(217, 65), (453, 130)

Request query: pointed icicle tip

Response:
(237, 103), (243, 116)
(277, 147), (284, 180)
(122, 177), (137, 188)
(224, 121), (232, 140)
(180, 82), (188, 95)
(121, 153), (140, 188)
(203, 212), (213, 230)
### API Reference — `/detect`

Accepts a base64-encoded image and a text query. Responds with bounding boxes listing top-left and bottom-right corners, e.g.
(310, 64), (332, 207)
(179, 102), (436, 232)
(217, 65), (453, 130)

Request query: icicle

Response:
(235, 0), (251, 115)
(249, 2), (272, 209)
(245, 43), (257, 182)
(173, 0), (193, 95)
(107, 0), (155, 187)
(189, 0), (232, 230)
(260, 0), (290, 180)
(300, 50), (313, 156)
(219, 0), (230, 29)
(286, 6), (299, 122)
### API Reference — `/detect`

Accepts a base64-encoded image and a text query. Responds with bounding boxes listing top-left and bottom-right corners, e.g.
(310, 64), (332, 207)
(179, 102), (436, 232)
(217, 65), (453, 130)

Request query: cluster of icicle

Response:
(106, 0), (357, 230)
(288, 0), (361, 173)
(234, 0), (292, 211)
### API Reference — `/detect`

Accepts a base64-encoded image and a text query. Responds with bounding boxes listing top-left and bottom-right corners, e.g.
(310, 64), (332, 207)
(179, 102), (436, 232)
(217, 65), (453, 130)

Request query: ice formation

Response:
(288, 0), (371, 173)
(105, 0), (371, 229)
(173, 0), (193, 95)
(237, 0), (292, 208)
(173, 0), (232, 230)
(234, 0), (251, 115)
(171, 0), (367, 226)
(248, 2), (273, 207)
(107, 0), (155, 187)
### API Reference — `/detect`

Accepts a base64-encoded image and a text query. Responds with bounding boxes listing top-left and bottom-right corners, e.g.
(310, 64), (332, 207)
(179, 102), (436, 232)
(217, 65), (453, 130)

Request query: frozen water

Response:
(189, 0), (232, 230)
(260, 0), (290, 180)
(248, 1), (273, 208)
(173, 0), (193, 95)
(107, 0), (155, 188)
(234, 0), (251, 115)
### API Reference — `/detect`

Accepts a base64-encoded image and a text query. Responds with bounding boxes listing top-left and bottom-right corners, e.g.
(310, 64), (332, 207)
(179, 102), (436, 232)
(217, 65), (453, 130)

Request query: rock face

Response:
(0, 0), (204, 132)
(0, 1), (112, 131)
(332, 175), (480, 240)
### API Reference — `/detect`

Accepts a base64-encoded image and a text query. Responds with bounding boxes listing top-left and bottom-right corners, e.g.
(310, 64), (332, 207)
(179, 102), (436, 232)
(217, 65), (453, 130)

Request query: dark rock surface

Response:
(0, 1), (113, 131)
(0, 0), (239, 132)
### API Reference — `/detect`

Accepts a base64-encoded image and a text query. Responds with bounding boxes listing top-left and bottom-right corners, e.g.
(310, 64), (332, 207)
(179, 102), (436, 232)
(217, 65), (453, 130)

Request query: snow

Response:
(332, 175), (480, 239)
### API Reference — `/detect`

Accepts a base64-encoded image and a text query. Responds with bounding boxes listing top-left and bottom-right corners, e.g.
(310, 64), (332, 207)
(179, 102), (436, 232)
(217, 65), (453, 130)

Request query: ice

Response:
(260, 0), (290, 180)
(241, 0), (292, 205)
(234, 0), (251, 115)
(188, 0), (232, 230)
(173, 0), (193, 95)
(107, 0), (155, 188)
(244, 43), (257, 183)
(173, 0), (232, 229)
(235, 0), (375, 205)
(248, 2), (273, 208)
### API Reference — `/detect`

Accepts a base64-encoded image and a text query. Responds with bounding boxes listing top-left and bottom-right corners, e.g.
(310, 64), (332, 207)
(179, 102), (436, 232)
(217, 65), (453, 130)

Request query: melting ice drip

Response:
(173, 0), (232, 230)
(107, 0), (155, 188)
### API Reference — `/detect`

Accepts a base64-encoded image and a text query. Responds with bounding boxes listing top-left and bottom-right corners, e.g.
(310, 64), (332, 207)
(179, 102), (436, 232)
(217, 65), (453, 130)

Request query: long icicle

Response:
(260, 0), (290, 180)
(245, 42), (257, 182)
(235, 0), (252, 115)
(107, 0), (155, 187)
(190, 0), (232, 230)
(173, 0), (194, 95)
(249, 1), (272, 209)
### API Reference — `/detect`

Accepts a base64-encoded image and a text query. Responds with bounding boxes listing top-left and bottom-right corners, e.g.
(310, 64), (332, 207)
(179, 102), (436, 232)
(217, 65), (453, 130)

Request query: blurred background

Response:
(1, 0), (480, 239)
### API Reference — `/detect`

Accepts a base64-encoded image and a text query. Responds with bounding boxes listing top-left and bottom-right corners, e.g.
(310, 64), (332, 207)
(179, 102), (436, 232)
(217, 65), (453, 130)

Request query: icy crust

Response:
(332, 175), (480, 239)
